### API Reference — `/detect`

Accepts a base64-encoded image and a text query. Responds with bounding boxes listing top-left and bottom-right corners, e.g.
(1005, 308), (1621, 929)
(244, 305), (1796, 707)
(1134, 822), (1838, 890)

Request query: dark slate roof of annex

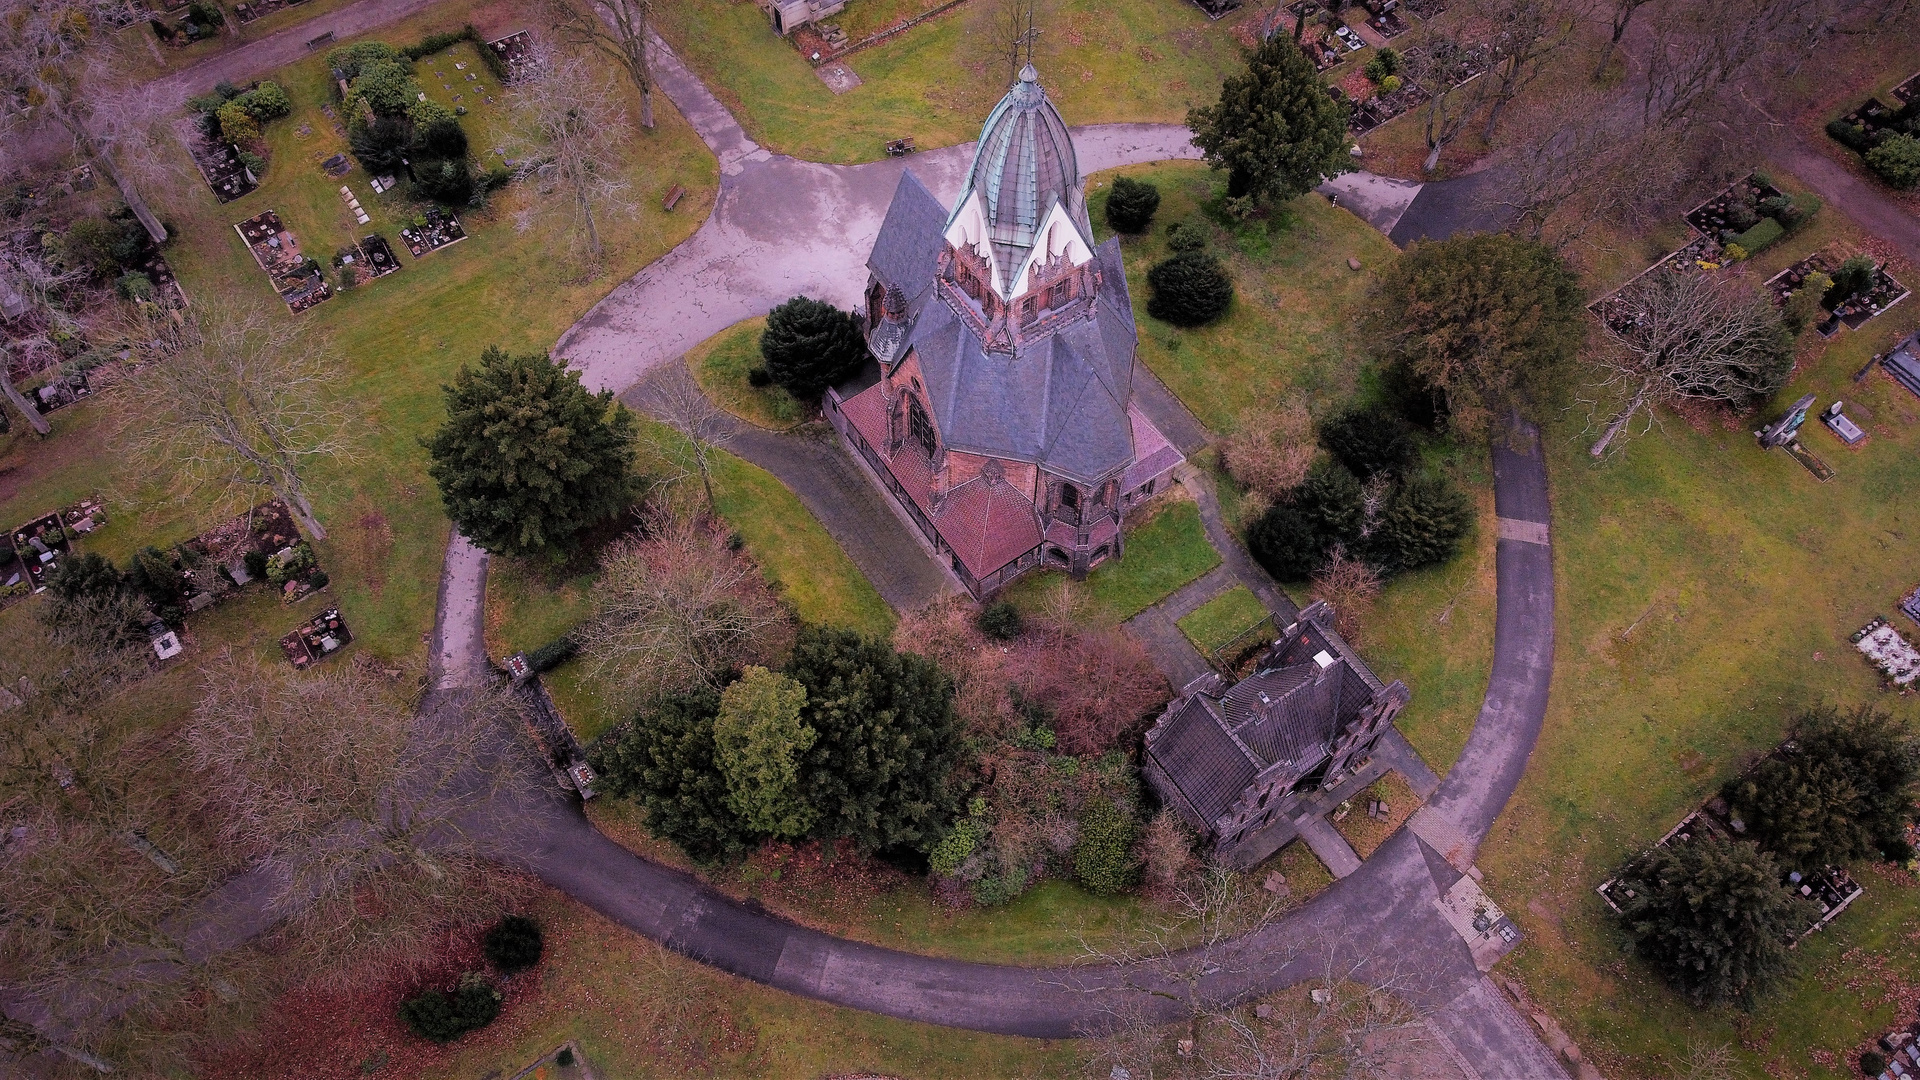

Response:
(1220, 662), (1375, 768)
(1153, 695), (1259, 824)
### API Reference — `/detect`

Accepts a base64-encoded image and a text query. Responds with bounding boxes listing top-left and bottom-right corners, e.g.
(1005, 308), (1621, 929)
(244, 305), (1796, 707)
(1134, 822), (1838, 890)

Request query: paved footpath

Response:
(147, 0), (448, 110)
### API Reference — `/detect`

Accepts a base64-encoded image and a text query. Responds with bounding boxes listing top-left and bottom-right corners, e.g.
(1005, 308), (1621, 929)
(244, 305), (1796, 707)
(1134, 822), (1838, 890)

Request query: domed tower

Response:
(825, 67), (1185, 597)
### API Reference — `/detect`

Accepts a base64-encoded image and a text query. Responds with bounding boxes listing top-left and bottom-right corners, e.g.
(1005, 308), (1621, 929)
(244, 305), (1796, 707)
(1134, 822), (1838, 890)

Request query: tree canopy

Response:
(425, 346), (638, 561)
(1187, 30), (1352, 203)
(1364, 233), (1586, 434)
(1613, 836), (1813, 1007)
(1722, 705), (1919, 870)
(589, 689), (754, 863)
(760, 297), (868, 399)
(714, 667), (817, 839)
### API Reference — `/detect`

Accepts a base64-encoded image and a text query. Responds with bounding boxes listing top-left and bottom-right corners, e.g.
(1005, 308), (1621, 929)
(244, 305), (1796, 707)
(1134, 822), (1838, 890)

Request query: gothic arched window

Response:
(908, 399), (936, 456)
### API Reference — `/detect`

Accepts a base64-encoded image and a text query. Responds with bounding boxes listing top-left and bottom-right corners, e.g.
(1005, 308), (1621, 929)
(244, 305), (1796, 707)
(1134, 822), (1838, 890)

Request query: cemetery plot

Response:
(23, 371), (90, 416)
(1853, 617), (1920, 687)
(1349, 79), (1430, 135)
(367, 173), (400, 195)
(1868, 1027), (1920, 1080)
(10, 512), (69, 592)
(400, 209), (467, 257)
(232, 0), (310, 24)
(1896, 69), (1920, 105)
(1898, 582), (1920, 628)
(1769, 249), (1910, 336)
(1186, 0), (1243, 17)
(1597, 797), (1864, 939)
(281, 607), (352, 669)
(336, 184), (371, 226)
(422, 49), (501, 113)
(126, 499), (326, 618)
(191, 135), (258, 203)
(59, 496), (106, 539)
(321, 153), (352, 179)
(336, 234), (401, 285)
(1681, 172), (1811, 254)
(1404, 40), (1493, 90)
(234, 210), (332, 312)
(0, 538), (29, 608)
(1834, 93), (1919, 144)
(1588, 236), (1726, 333)
(1362, 0), (1409, 38)
(1400, 0), (1447, 18)
(486, 30), (534, 82)
(1884, 331), (1920, 400)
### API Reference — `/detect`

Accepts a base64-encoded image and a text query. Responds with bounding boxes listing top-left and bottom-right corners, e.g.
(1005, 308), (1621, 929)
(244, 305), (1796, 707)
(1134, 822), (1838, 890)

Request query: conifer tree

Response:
(1187, 31), (1352, 202)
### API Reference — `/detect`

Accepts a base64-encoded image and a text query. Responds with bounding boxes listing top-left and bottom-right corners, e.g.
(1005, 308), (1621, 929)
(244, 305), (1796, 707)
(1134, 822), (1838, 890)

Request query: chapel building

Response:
(826, 65), (1183, 597)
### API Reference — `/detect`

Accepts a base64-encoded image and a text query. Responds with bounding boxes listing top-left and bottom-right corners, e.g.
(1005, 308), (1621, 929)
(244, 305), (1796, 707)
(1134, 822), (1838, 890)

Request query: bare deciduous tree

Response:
(1221, 403), (1316, 502)
(1408, 35), (1491, 173)
(0, 1), (170, 241)
(544, 0), (658, 128)
(641, 364), (737, 510)
(1587, 271), (1794, 456)
(1590, 0), (1654, 79)
(964, 0), (1051, 88)
(574, 506), (793, 706)
(510, 42), (638, 266)
(1468, 0), (1575, 141)
(112, 300), (356, 540)
(1640, 0), (1795, 132)
(1012, 623), (1167, 756)
(0, 248), (92, 436)
(1310, 547), (1383, 642)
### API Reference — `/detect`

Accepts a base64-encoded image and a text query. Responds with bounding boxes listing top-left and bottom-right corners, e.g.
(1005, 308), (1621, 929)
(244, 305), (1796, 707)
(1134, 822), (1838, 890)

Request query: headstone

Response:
(1756, 392), (1816, 448)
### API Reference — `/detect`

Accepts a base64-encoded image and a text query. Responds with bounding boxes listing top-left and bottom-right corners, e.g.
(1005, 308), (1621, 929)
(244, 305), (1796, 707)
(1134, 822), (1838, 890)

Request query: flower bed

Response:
(1587, 235), (1726, 333)
(400, 209), (467, 258)
(281, 607), (352, 669)
(234, 210), (333, 313)
(191, 133), (258, 204)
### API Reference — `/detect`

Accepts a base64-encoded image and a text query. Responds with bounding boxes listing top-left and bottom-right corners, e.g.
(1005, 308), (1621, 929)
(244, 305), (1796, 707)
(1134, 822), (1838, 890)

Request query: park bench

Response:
(662, 185), (686, 212)
(885, 137), (917, 156)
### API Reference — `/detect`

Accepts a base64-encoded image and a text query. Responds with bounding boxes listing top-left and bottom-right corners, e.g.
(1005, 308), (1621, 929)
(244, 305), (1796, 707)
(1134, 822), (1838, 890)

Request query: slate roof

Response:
(868, 170), (950, 301)
(1153, 695), (1260, 823)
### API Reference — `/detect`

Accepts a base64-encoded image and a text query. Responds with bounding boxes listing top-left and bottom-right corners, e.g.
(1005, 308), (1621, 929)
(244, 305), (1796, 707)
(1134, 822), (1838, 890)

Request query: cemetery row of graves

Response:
(0, 495), (352, 670)
(1828, 68), (1920, 191)
(1593, 171), (1909, 343)
(181, 27), (525, 312)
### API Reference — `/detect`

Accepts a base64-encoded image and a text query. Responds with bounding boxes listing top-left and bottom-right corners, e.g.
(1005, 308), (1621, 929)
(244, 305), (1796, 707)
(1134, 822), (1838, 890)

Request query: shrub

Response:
(1146, 251), (1233, 326)
(61, 216), (132, 276)
(746, 366), (773, 387)
(237, 81), (292, 121)
(1362, 472), (1472, 576)
(1867, 133), (1920, 189)
(1317, 403), (1413, 480)
(349, 59), (422, 117)
(1073, 799), (1140, 895)
(1721, 242), (1749, 263)
(1379, 74), (1403, 94)
(1722, 704), (1920, 869)
(971, 865), (1029, 906)
(1165, 220), (1208, 253)
(929, 818), (984, 876)
(399, 973), (501, 1043)
(413, 157), (475, 207)
(557, 1048), (575, 1067)
(482, 914), (543, 974)
(760, 296), (868, 399)
(347, 113), (411, 175)
(47, 552), (123, 605)
(1826, 118), (1876, 153)
(1731, 216), (1784, 255)
(1104, 176), (1161, 233)
(238, 151), (267, 178)
(127, 546), (186, 607)
(589, 690), (755, 862)
(1783, 271), (1832, 334)
(975, 601), (1023, 641)
(1222, 402), (1315, 499)
(328, 41), (403, 80)
(1364, 47), (1401, 82)
(1247, 502), (1323, 582)
(1824, 255), (1878, 307)
(116, 270), (155, 301)
(187, 1), (222, 30)
(216, 101), (259, 143)
(264, 542), (315, 587)
(243, 549), (269, 582)
(1863, 1051), (1888, 1076)
(411, 108), (471, 161)
(525, 635), (578, 672)
(403, 28), (471, 60)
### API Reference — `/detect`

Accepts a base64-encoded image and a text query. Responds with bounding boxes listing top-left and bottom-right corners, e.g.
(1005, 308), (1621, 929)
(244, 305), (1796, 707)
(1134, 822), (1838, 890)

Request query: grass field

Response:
(653, 0), (1263, 164)
(1088, 162), (1401, 435)
(0, 0), (718, 665)
(1483, 313), (1920, 1076)
(686, 317), (808, 430)
(1177, 583), (1266, 655)
(998, 493), (1220, 622)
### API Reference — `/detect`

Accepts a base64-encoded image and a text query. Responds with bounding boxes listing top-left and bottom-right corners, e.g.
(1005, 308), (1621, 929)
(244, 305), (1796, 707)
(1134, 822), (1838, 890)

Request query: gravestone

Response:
(1756, 392), (1816, 448)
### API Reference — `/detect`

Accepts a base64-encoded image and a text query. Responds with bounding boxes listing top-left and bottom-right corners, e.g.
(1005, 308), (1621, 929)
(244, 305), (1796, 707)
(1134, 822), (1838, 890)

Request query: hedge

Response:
(1732, 216), (1784, 254)
(525, 635), (578, 673)
(402, 28), (473, 60)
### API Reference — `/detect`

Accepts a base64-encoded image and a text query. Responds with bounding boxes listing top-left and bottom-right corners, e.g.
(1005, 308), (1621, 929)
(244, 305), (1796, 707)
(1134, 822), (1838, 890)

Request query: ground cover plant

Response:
(1177, 583), (1268, 656)
(650, 0), (1262, 164)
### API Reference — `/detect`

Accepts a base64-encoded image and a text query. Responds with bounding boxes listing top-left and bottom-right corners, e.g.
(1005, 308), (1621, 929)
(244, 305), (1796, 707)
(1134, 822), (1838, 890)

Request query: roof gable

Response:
(869, 169), (950, 297)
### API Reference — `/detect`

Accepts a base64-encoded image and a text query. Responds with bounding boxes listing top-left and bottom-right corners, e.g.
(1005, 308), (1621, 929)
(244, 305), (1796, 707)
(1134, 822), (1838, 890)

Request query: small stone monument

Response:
(1756, 392), (1816, 448)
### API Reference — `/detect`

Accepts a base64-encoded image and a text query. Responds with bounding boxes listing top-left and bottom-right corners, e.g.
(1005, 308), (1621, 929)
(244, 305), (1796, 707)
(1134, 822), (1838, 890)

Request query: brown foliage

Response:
(1220, 403), (1315, 500)
(1309, 547), (1382, 642)
(894, 596), (1017, 738)
(1137, 809), (1195, 901)
(1013, 623), (1169, 756)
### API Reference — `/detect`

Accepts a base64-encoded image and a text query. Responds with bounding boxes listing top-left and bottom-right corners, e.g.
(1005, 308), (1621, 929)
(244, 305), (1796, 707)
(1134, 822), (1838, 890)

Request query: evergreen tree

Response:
(587, 689), (753, 863)
(1104, 176), (1162, 233)
(1187, 30), (1352, 202)
(45, 552), (124, 606)
(1317, 404), (1414, 480)
(1613, 836), (1814, 1007)
(785, 628), (962, 853)
(760, 297), (868, 399)
(1723, 705), (1919, 869)
(425, 346), (637, 562)
(714, 667), (817, 839)
(1362, 472), (1472, 575)
(1364, 233), (1586, 435)
(1146, 251), (1234, 327)
(1247, 501), (1321, 582)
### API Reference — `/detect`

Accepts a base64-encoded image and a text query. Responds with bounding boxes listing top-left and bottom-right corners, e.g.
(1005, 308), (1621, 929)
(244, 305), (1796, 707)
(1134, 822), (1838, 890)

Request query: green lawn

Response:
(1177, 583), (1266, 655)
(999, 495), (1220, 622)
(653, 0), (1263, 164)
(1088, 161), (1401, 435)
(1484, 314), (1920, 1077)
(0, 0), (718, 664)
(687, 317), (808, 430)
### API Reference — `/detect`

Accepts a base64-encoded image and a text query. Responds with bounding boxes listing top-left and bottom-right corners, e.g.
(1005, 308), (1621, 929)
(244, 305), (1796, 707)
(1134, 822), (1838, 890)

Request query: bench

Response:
(662, 184), (686, 212)
(306, 29), (334, 50)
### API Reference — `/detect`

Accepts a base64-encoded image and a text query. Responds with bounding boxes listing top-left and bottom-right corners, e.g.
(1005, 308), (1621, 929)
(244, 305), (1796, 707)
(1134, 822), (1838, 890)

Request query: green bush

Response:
(403, 28), (473, 60)
(237, 81), (292, 121)
(588, 690), (755, 863)
(525, 635), (578, 672)
(1318, 403), (1414, 480)
(1731, 216), (1784, 254)
(243, 549), (269, 582)
(1146, 251), (1233, 326)
(349, 59), (422, 117)
(1364, 48), (1401, 83)
(1164, 220), (1208, 254)
(61, 216), (136, 276)
(970, 865), (1029, 907)
(760, 296), (868, 399)
(347, 113), (411, 176)
(1863, 1051), (1888, 1076)
(746, 366), (773, 388)
(1826, 117), (1876, 153)
(116, 270), (155, 301)
(1362, 472), (1473, 576)
(1722, 704), (1920, 869)
(47, 553), (124, 606)
(1103, 176), (1162, 233)
(1867, 133), (1920, 189)
(975, 601), (1023, 641)
(1073, 799), (1140, 895)
(127, 547), (186, 607)
(187, 2), (222, 30)
(1825, 255), (1878, 307)
(929, 818), (983, 876)
(482, 914), (543, 974)
(327, 41), (403, 80)
(1248, 502), (1326, 582)
(399, 973), (501, 1043)
(264, 542), (316, 587)
(413, 157), (476, 207)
